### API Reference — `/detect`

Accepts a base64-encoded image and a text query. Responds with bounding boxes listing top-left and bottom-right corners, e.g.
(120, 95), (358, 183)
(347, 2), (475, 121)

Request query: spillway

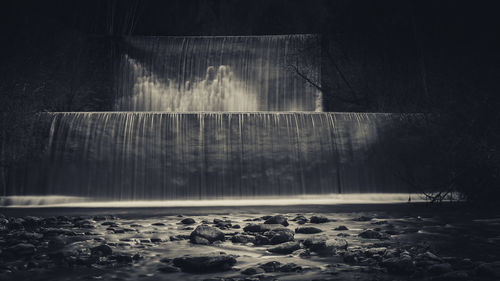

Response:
(115, 35), (321, 112)
(2, 34), (426, 203)
(3, 112), (423, 201)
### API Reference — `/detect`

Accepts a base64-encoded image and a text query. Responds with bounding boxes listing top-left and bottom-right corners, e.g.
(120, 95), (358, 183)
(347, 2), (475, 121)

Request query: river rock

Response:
(268, 241), (301, 254)
(264, 215), (289, 226)
(334, 225), (349, 231)
(295, 226), (322, 234)
(359, 229), (390, 240)
(243, 223), (281, 233)
(213, 219), (232, 229)
(343, 250), (360, 263)
(292, 215), (308, 224)
(22, 216), (43, 230)
(231, 234), (256, 244)
(101, 221), (118, 227)
(381, 254), (415, 274)
(303, 236), (348, 256)
(170, 234), (190, 241)
(259, 261), (281, 272)
(428, 263), (453, 275)
(3, 243), (36, 257)
(172, 254), (237, 273)
(476, 261), (500, 278)
(279, 263), (302, 272)
(114, 254), (133, 263)
(74, 219), (95, 228)
(265, 228), (295, 244)
(190, 225), (225, 244)
(241, 267), (265, 275)
(91, 244), (113, 256)
(310, 216), (329, 223)
(303, 236), (328, 251)
(181, 218), (196, 225)
(48, 236), (67, 249)
(353, 216), (372, 221)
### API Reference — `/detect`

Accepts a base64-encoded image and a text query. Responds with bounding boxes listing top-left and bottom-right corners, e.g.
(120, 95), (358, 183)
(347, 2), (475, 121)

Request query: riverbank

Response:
(1, 203), (499, 281)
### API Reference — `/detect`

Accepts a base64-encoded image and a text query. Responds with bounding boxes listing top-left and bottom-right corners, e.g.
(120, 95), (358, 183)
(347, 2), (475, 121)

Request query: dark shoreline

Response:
(0, 202), (459, 218)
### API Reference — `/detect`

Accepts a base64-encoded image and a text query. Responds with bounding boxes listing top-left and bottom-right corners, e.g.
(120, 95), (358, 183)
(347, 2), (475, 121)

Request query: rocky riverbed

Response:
(1, 204), (500, 281)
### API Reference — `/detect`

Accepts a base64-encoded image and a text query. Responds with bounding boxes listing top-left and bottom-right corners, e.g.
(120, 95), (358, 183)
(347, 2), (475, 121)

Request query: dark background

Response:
(1, 0), (499, 204)
(2, 0), (499, 112)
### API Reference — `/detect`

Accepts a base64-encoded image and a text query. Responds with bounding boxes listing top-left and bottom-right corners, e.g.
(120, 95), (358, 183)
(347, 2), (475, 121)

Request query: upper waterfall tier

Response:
(114, 35), (321, 112)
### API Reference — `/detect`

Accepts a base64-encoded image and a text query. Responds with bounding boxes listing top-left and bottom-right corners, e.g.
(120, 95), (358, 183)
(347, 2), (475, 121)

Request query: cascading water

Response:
(115, 35), (321, 112)
(3, 34), (424, 203)
(21, 112), (410, 200)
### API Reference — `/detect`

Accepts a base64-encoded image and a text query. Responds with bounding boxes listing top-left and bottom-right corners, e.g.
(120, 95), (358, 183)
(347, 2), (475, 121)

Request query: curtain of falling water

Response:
(114, 35), (321, 112)
(17, 112), (420, 200)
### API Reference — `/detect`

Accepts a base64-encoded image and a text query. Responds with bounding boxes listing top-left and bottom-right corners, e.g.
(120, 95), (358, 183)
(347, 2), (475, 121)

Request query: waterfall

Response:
(3, 35), (427, 203)
(114, 35), (321, 112)
(4, 112), (417, 200)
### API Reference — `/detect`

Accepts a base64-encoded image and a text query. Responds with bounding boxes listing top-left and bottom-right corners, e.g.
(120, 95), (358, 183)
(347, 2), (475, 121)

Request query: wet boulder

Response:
(173, 253), (237, 273)
(303, 236), (348, 256)
(73, 219), (95, 228)
(359, 229), (390, 240)
(21, 216), (43, 230)
(213, 219), (232, 229)
(91, 244), (113, 256)
(265, 228), (295, 244)
(295, 226), (322, 234)
(231, 234), (256, 244)
(343, 250), (361, 263)
(303, 236), (328, 251)
(241, 267), (265, 275)
(279, 263), (302, 272)
(2, 243), (36, 257)
(353, 216), (372, 221)
(264, 215), (289, 226)
(292, 215), (308, 225)
(101, 221), (118, 227)
(268, 241), (301, 254)
(6, 218), (25, 230)
(114, 254), (133, 263)
(381, 254), (415, 274)
(169, 234), (190, 241)
(334, 225), (349, 231)
(243, 223), (281, 233)
(364, 247), (387, 257)
(252, 228), (294, 245)
(310, 215), (329, 223)
(259, 261), (281, 272)
(181, 218), (196, 225)
(48, 236), (67, 249)
(428, 263), (453, 276)
(476, 261), (500, 278)
(190, 225), (225, 244)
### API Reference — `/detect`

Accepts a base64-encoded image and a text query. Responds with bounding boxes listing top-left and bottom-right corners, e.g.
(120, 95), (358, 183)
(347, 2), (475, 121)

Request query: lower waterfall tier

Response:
(8, 112), (427, 200)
